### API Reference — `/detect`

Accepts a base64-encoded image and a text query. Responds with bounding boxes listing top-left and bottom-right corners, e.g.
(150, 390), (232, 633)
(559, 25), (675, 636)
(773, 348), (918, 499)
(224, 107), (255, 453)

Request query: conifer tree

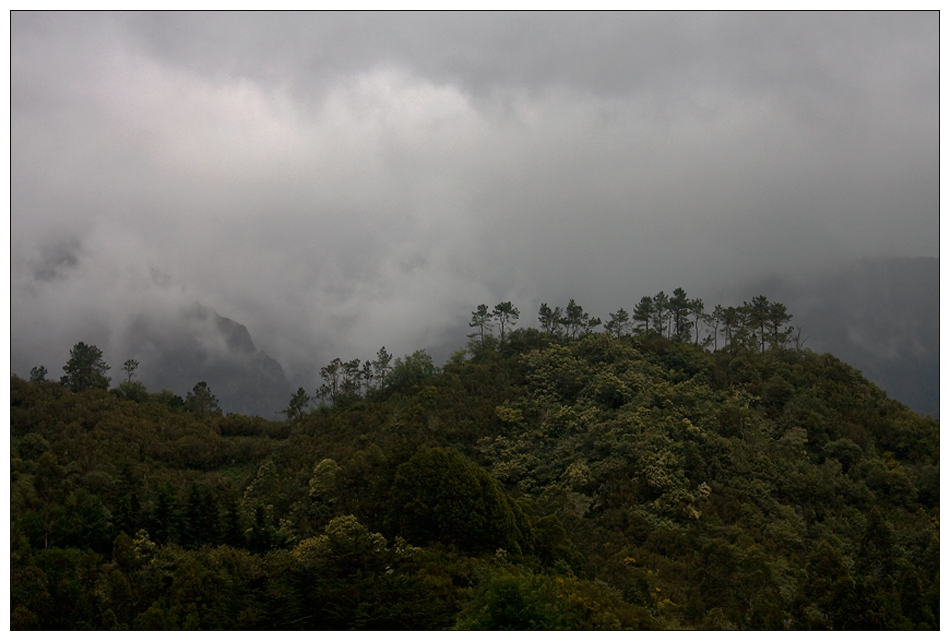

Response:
(605, 308), (631, 338)
(121, 359), (139, 383)
(689, 298), (706, 344)
(468, 304), (494, 345)
(61, 342), (111, 392)
(651, 292), (670, 337)
(766, 301), (793, 350)
(708, 304), (725, 350)
(745, 295), (772, 352)
(282, 387), (311, 421)
(561, 299), (590, 339)
(318, 358), (343, 403)
(538, 303), (557, 333)
(669, 287), (692, 341)
(372, 347), (393, 389)
(184, 382), (222, 416)
(632, 296), (654, 333)
(492, 301), (520, 346)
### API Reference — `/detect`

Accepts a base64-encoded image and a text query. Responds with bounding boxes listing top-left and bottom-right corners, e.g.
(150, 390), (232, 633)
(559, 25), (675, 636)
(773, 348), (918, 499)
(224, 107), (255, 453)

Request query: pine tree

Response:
(632, 296), (654, 333)
(605, 308), (631, 338)
(60, 342), (111, 391)
(669, 287), (692, 341)
(492, 302), (520, 346)
(184, 382), (222, 416)
(282, 387), (311, 421)
(651, 292), (670, 338)
(468, 304), (494, 345)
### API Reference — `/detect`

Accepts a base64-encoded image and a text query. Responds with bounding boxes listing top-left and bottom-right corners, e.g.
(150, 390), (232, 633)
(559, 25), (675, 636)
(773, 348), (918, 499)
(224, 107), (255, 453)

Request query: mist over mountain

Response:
(124, 303), (290, 418)
(11, 13), (937, 407)
(737, 256), (938, 418)
(13, 253), (935, 423)
(8, 14), (940, 631)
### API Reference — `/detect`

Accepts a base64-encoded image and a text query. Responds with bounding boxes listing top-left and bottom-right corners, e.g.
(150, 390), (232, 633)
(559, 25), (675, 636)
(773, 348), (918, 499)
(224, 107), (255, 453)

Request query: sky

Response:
(9, 11), (939, 391)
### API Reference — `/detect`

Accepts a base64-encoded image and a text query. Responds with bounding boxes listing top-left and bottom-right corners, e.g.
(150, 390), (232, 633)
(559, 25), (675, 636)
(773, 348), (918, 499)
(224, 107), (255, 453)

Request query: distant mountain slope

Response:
(127, 303), (290, 417)
(742, 256), (938, 418)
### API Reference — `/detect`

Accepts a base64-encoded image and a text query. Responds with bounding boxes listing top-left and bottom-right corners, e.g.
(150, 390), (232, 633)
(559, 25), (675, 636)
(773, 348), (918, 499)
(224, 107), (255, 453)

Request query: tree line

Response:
(470, 289), (797, 353)
(298, 347), (439, 411)
(32, 288), (797, 420)
(27, 339), (438, 420)
(29, 342), (224, 416)
(309, 291), (796, 410)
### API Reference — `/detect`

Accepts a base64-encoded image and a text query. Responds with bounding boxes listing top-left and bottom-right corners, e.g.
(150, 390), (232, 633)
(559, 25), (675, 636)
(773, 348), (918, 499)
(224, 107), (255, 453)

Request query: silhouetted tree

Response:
(766, 301), (793, 350)
(341, 358), (363, 398)
(561, 299), (590, 339)
(184, 382), (221, 416)
(721, 306), (744, 351)
(372, 346), (393, 389)
(605, 308), (631, 338)
(493, 302), (520, 347)
(469, 304), (494, 346)
(633, 296), (654, 333)
(669, 287), (692, 341)
(60, 342), (111, 391)
(538, 303), (558, 334)
(121, 359), (139, 383)
(708, 304), (724, 350)
(318, 358), (343, 404)
(744, 295), (771, 352)
(282, 387), (311, 421)
(689, 298), (705, 344)
(651, 292), (670, 337)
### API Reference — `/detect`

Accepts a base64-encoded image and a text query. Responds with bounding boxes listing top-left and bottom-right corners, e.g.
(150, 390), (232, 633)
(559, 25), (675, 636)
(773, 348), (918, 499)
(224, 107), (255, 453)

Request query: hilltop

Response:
(10, 299), (939, 630)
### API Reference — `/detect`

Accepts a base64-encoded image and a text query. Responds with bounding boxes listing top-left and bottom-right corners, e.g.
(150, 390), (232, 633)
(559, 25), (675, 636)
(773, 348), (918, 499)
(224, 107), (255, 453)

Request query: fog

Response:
(10, 12), (938, 393)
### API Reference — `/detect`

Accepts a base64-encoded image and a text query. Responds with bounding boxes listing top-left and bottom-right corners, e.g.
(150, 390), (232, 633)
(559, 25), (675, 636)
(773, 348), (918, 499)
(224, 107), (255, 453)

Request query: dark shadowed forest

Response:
(10, 293), (939, 630)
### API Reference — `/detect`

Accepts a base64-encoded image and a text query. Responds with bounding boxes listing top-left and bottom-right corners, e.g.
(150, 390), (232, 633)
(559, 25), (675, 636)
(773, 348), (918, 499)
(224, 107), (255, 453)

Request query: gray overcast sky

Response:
(10, 11), (939, 388)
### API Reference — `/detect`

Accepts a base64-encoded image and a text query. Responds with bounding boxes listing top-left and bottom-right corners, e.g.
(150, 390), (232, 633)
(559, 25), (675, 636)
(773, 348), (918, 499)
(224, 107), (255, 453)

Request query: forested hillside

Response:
(10, 295), (939, 630)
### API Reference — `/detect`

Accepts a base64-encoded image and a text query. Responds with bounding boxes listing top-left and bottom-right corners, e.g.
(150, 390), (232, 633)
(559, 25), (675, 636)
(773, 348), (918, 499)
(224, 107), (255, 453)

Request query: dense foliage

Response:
(9, 302), (939, 630)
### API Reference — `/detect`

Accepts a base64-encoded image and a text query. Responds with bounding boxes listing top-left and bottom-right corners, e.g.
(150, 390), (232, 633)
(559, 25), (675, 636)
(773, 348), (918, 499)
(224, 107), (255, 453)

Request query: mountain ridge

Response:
(128, 303), (290, 417)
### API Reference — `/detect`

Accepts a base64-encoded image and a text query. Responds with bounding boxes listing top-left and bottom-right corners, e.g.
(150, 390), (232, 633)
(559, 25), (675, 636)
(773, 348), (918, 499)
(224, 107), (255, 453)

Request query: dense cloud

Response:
(11, 12), (938, 393)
